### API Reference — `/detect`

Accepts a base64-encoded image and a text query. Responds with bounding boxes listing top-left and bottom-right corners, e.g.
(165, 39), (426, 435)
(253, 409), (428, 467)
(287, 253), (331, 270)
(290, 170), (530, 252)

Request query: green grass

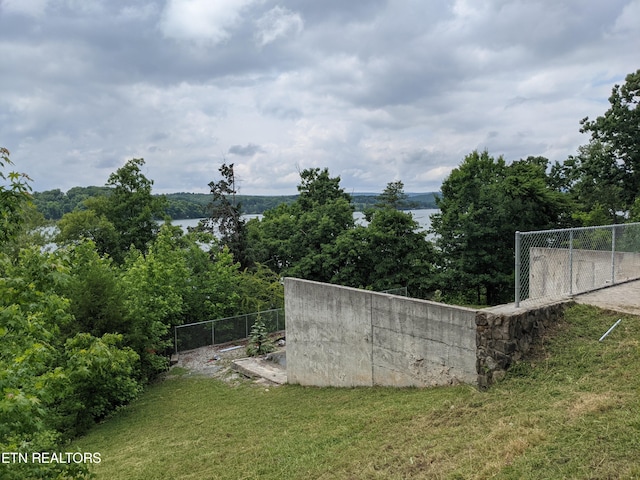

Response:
(74, 304), (640, 479)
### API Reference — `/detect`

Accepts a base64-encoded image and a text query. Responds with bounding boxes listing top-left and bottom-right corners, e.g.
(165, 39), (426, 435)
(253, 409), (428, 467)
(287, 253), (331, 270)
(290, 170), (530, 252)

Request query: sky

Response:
(1, 0), (638, 195)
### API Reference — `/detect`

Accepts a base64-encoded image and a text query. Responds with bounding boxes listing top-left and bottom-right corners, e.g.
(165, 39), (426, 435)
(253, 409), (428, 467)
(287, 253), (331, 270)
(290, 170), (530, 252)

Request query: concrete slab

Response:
(573, 279), (640, 316)
(232, 356), (287, 385)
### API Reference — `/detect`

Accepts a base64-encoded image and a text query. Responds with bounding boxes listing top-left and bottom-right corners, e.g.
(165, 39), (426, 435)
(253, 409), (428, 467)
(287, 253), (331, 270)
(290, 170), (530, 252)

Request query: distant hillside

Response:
(32, 188), (440, 220)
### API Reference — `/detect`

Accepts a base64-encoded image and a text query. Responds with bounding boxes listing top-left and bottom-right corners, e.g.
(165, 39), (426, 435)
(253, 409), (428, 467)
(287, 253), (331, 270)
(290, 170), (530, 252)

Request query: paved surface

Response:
(573, 279), (640, 316)
(232, 356), (287, 385)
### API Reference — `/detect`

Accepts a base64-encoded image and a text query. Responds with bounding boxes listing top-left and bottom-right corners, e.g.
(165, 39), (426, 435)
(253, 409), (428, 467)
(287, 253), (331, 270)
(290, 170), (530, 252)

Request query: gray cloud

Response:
(0, 0), (638, 195)
(228, 143), (265, 157)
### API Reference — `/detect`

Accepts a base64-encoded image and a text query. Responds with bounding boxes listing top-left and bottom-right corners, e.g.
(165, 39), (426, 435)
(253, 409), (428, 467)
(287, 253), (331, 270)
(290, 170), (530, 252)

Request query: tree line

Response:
(1, 68), (638, 478)
(32, 187), (439, 220)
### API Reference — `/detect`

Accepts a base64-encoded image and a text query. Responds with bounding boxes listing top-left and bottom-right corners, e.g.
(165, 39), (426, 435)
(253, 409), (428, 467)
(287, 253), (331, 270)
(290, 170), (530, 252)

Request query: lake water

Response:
(172, 209), (439, 233)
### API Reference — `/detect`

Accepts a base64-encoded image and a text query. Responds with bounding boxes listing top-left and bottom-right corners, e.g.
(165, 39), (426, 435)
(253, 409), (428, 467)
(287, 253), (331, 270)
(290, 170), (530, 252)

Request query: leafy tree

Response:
(55, 209), (120, 257)
(553, 69), (640, 222)
(0, 148), (32, 246)
(325, 182), (436, 296)
(247, 168), (355, 281)
(58, 158), (167, 262)
(119, 225), (190, 379)
(0, 248), (108, 479)
(59, 240), (128, 338)
(432, 151), (568, 305)
(580, 69), (640, 207)
(51, 333), (140, 437)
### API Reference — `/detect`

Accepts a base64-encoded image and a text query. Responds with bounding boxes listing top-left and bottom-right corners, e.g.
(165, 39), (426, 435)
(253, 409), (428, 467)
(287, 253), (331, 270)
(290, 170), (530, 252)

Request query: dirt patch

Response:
(168, 342), (249, 382)
(167, 334), (286, 386)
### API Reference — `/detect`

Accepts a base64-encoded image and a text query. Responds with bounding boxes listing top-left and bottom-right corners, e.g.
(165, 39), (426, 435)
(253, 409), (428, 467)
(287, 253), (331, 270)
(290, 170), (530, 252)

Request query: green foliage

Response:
(432, 151), (569, 304)
(248, 168), (355, 281)
(0, 249), (97, 479)
(51, 333), (141, 437)
(31, 185), (112, 220)
(553, 69), (640, 222)
(371, 180), (417, 212)
(326, 194), (436, 297)
(56, 158), (167, 263)
(120, 226), (190, 379)
(0, 148), (32, 246)
(198, 163), (250, 268)
(246, 318), (274, 356)
(59, 240), (128, 338)
(55, 208), (120, 258)
(99, 158), (167, 260)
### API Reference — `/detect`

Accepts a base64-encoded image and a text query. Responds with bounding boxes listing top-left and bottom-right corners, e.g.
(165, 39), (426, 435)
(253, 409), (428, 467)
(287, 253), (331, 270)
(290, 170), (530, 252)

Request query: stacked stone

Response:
(475, 301), (571, 388)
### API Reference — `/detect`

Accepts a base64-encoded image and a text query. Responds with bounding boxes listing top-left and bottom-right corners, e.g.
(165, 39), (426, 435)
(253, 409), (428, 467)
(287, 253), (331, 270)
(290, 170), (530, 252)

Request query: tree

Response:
(0, 148), (32, 246)
(85, 158), (166, 262)
(372, 180), (416, 211)
(555, 69), (640, 221)
(324, 181), (435, 296)
(55, 209), (120, 258)
(58, 240), (127, 338)
(432, 151), (568, 305)
(198, 163), (250, 268)
(247, 168), (355, 282)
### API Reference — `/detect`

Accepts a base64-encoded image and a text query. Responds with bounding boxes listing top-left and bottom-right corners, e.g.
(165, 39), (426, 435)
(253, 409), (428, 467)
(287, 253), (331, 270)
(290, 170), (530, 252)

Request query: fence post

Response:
(515, 231), (521, 307)
(569, 229), (574, 295)
(212, 322), (215, 347)
(174, 326), (178, 356)
(611, 225), (616, 285)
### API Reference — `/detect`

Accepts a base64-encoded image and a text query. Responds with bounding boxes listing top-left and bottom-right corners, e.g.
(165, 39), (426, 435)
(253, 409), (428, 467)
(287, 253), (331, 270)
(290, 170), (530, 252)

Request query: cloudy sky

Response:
(1, 0), (638, 195)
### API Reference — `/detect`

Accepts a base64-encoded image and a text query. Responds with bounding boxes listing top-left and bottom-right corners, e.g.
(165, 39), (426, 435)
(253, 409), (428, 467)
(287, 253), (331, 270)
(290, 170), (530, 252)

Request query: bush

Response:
(246, 319), (274, 356)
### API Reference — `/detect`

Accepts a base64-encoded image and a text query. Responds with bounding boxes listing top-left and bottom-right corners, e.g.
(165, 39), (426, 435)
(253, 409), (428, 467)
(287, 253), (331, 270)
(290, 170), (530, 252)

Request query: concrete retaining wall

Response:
(285, 278), (571, 389)
(285, 278), (477, 387)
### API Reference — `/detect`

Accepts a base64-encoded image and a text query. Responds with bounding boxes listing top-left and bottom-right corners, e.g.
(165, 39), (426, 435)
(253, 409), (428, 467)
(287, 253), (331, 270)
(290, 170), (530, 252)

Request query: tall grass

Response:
(74, 304), (640, 479)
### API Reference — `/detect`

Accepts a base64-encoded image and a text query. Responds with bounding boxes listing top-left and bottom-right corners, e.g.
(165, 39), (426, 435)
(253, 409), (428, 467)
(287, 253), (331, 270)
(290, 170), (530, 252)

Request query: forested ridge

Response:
(1, 69), (639, 479)
(32, 189), (439, 220)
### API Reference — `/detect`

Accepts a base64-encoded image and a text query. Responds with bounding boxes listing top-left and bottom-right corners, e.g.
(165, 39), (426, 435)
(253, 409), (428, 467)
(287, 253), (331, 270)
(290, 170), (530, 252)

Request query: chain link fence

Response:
(174, 308), (285, 354)
(515, 222), (640, 306)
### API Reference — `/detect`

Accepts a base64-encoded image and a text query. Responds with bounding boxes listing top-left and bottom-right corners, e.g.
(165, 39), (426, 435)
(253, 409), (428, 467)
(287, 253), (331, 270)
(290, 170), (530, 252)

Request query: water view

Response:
(172, 209), (439, 233)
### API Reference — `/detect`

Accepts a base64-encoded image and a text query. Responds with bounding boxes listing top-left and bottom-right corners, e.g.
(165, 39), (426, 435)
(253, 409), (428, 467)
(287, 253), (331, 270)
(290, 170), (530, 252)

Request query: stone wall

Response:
(475, 300), (571, 388)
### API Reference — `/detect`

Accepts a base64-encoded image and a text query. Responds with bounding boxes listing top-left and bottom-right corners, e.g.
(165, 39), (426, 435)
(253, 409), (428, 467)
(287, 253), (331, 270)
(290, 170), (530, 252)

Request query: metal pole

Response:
(515, 231), (521, 307)
(611, 225), (616, 285)
(569, 230), (574, 295)
(599, 319), (622, 342)
(212, 321), (215, 346)
(174, 326), (178, 356)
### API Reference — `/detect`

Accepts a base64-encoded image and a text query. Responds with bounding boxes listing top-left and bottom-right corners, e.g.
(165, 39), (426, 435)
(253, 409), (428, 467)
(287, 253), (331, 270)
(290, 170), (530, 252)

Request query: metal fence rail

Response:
(515, 222), (640, 306)
(381, 286), (408, 296)
(174, 308), (285, 354)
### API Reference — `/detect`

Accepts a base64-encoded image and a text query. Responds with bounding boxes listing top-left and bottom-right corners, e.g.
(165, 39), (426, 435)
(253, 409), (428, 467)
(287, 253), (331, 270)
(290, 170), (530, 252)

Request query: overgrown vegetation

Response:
(73, 305), (640, 479)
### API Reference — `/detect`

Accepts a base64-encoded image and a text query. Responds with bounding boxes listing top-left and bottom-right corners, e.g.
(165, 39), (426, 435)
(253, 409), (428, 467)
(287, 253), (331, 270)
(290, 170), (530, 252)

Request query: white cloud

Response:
(159, 0), (256, 44)
(0, 0), (638, 195)
(255, 6), (304, 47)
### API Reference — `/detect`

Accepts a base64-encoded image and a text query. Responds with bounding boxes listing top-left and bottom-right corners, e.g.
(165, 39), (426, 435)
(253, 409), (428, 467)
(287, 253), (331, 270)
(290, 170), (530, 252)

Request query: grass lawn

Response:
(74, 304), (640, 479)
